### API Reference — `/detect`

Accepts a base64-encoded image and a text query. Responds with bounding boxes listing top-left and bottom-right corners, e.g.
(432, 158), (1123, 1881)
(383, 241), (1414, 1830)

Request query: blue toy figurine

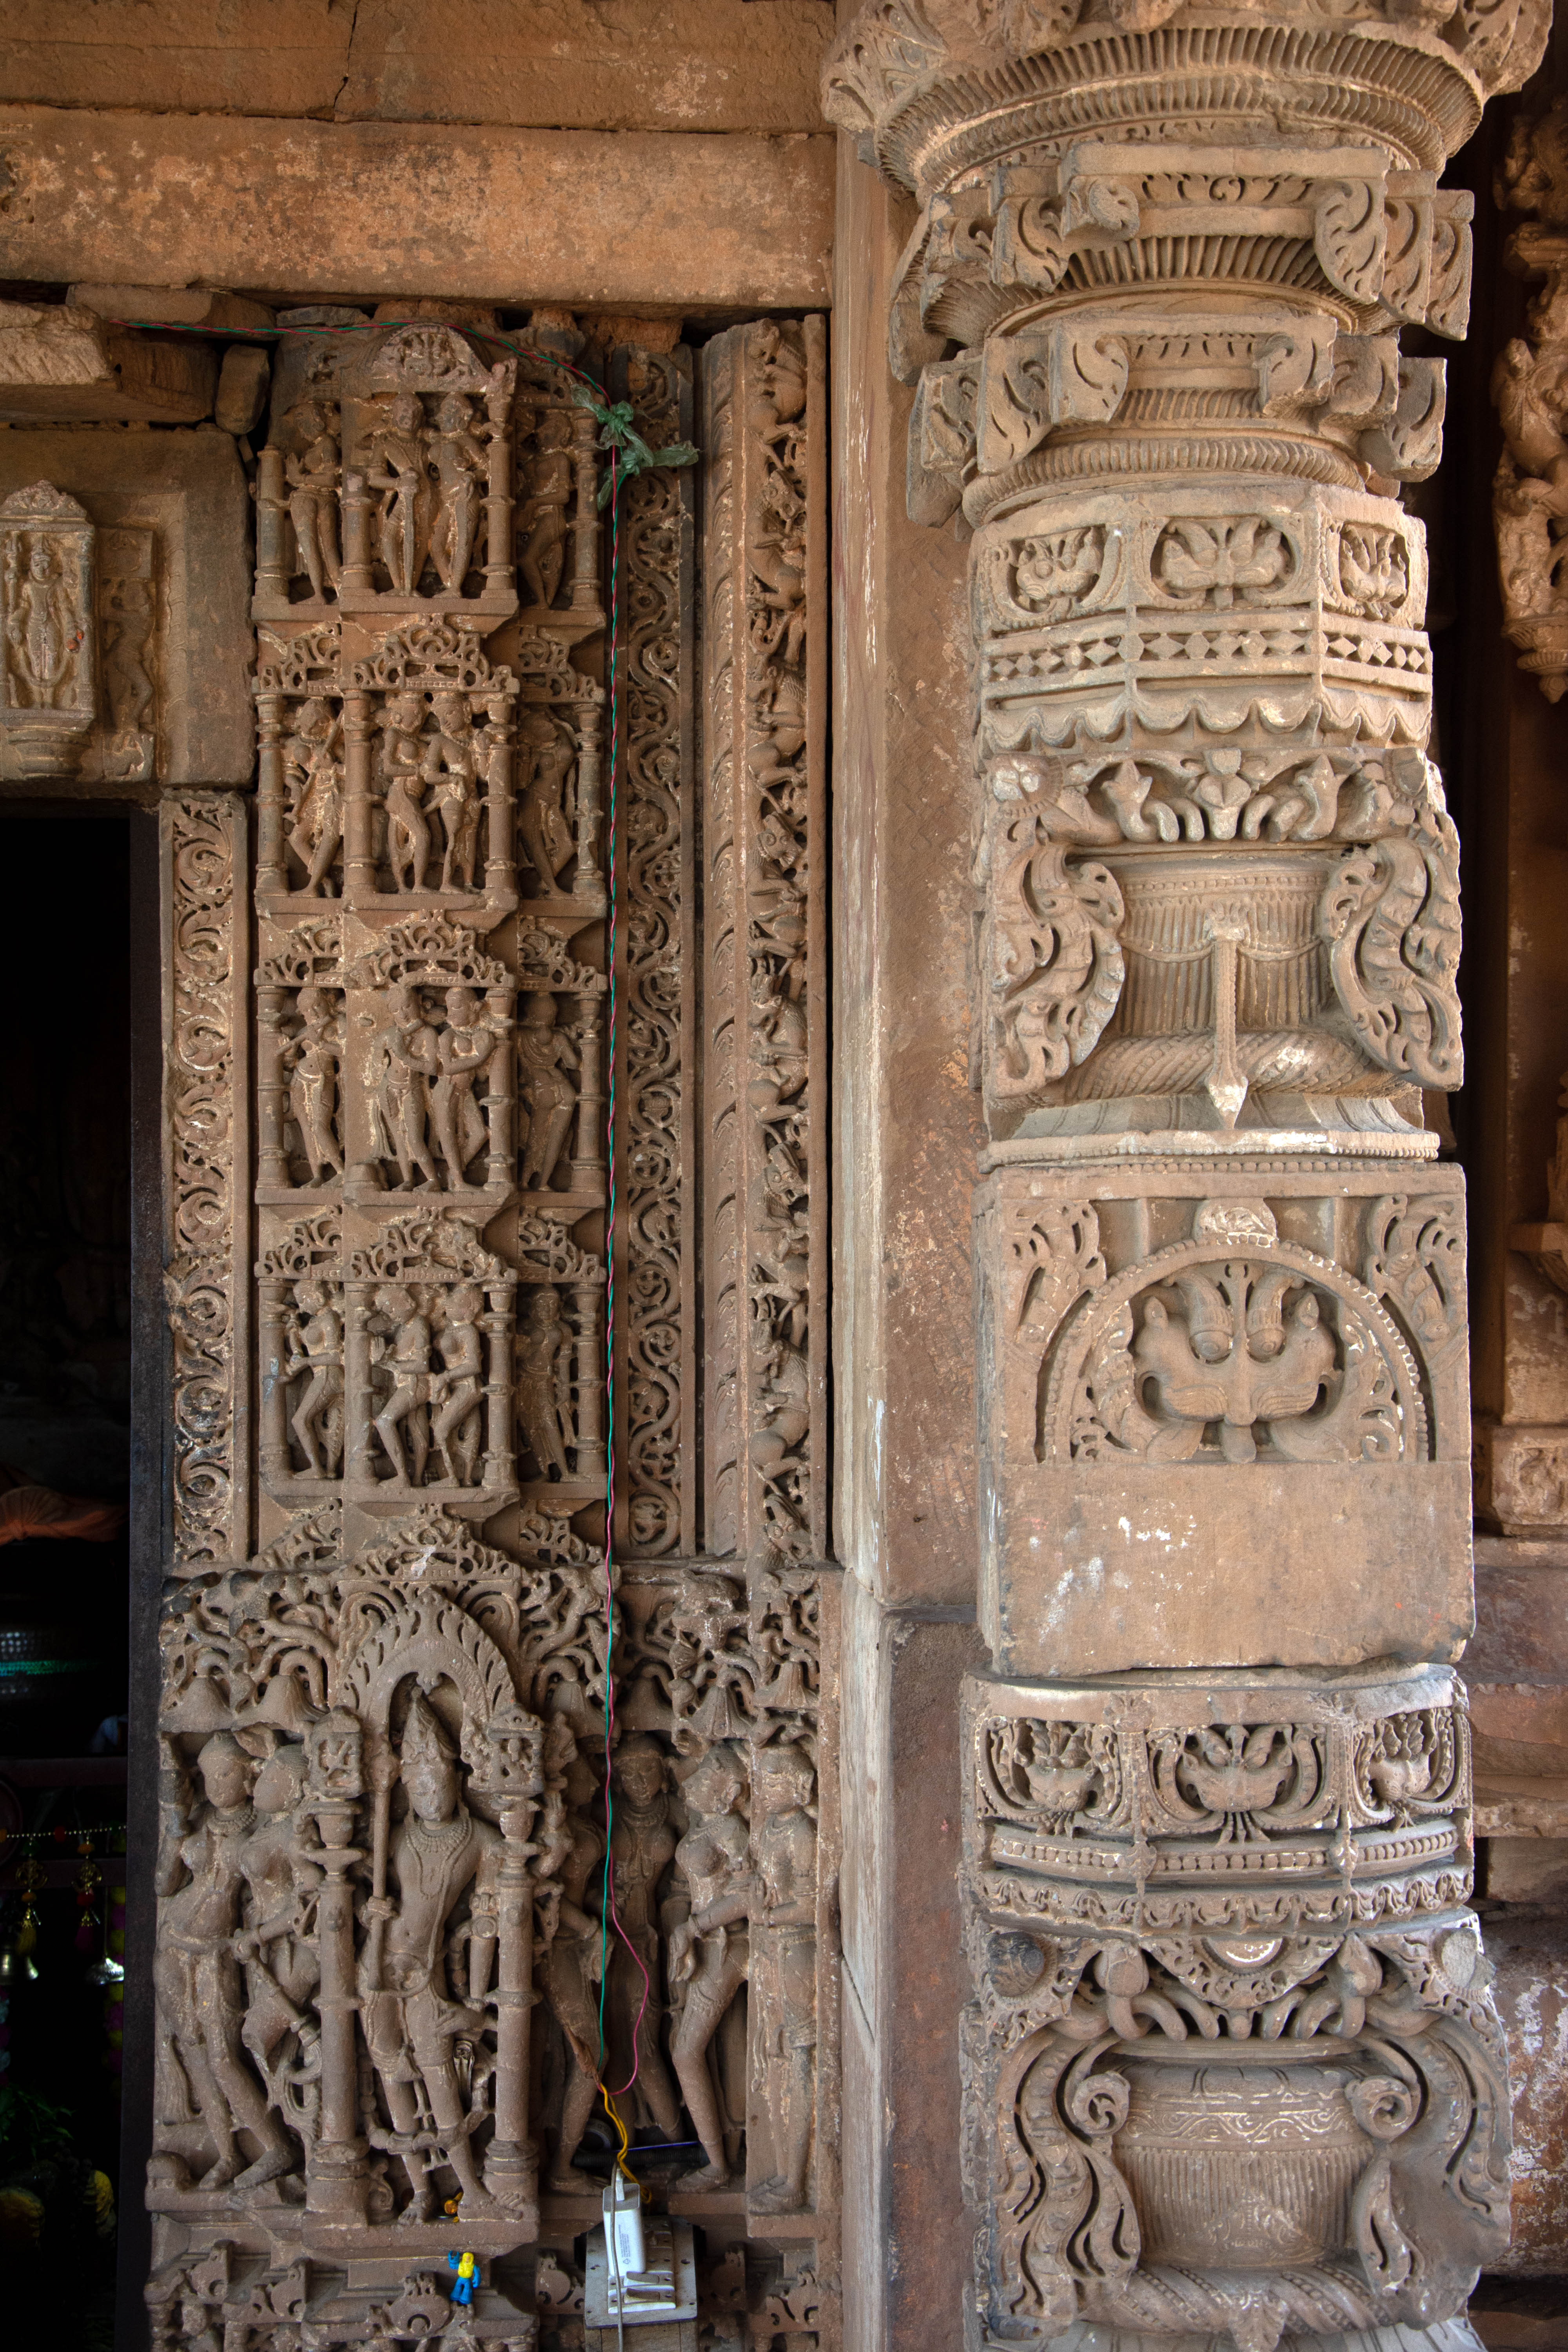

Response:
(447, 2249), (478, 2307)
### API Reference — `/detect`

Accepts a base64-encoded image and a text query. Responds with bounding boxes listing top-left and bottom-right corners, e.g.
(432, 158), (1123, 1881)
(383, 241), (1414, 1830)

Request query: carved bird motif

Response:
(1133, 1268), (1337, 1461)
(1013, 527), (1105, 617)
(1178, 1724), (1293, 1818)
(1154, 517), (1292, 608)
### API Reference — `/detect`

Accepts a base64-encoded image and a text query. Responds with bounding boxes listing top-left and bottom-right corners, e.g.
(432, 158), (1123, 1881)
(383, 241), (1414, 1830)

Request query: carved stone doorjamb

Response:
(824, 0), (1546, 2342)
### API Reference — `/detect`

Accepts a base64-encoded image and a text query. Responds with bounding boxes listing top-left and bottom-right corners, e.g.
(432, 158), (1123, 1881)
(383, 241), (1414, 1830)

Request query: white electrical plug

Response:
(604, 2167), (645, 2289)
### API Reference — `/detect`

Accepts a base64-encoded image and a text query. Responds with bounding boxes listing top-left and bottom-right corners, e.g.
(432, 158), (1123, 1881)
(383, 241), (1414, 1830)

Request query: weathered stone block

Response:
(0, 105), (834, 312)
(0, 300), (216, 425)
(1485, 1917), (1568, 2275)
(977, 1158), (1472, 1673)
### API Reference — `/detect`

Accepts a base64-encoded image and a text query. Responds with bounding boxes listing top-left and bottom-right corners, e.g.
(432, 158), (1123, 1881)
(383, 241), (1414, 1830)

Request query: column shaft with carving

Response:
(825, 1), (1545, 2342)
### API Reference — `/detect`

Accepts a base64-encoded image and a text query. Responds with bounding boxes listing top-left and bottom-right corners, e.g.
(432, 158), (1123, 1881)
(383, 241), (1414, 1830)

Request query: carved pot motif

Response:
(1114, 2056), (1369, 2269)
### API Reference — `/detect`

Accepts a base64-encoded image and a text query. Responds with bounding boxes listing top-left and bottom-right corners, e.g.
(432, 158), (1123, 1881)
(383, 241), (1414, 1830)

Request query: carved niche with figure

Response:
(153, 317), (835, 2352)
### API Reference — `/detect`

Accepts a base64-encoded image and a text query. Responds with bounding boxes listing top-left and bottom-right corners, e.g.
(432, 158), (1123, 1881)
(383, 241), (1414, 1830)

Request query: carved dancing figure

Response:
(517, 712), (577, 895)
(283, 1279), (345, 1479)
(535, 1739), (608, 2192)
(430, 393), (487, 591)
(282, 401), (343, 601)
(366, 392), (434, 595)
(359, 1695), (503, 2219)
(517, 993), (581, 1189)
(750, 1339), (811, 1507)
(154, 1733), (298, 2192)
(422, 693), (482, 891)
(4, 538), (80, 708)
(602, 1737), (682, 2148)
(367, 983), (441, 1191)
(370, 1283), (435, 1489)
(431, 1283), (485, 1488)
(285, 984), (345, 1184)
(428, 985), (495, 1190)
(283, 699), (344, 898)
(515, 1287), (570, 1480)
(747, 1743), (817, 2215)
(518, 408), (573, 609)
(382, 691), (433, 893)
(668, 1743), (752, 2188)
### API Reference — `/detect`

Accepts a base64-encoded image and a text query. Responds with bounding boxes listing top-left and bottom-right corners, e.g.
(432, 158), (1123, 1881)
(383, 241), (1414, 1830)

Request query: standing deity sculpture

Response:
(282, 698), (344, 898)
(430, 393), (487, 593)
(366, 983), (441, 1192)
(359, 1695), (502, 2220)
(518, 408), (573, 610)
(366, 392), (435, 596)
(4, 537), (80, 707)
(601, 1735), (682, 2150)
(517, 712), (577, 895)
(284, 984), (345, 1186)
(282, 1278), (345, 1479)
(534, 1736), (608, 2193)
(747, 1743), (817, 2216)
(515, 1287), (571, 1480)
(282, 400), (344, 603)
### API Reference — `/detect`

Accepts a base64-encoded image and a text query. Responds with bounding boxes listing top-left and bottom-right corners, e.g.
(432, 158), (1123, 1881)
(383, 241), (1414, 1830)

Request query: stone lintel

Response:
(0, 107), (835, 312)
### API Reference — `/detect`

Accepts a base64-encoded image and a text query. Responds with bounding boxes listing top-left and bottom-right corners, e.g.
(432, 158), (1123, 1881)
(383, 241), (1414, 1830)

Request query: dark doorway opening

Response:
(0, 808), (135, 2352)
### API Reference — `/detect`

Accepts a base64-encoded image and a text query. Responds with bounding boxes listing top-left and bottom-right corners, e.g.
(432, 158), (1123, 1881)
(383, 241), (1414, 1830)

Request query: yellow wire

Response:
(599, 2086), (641, 2191)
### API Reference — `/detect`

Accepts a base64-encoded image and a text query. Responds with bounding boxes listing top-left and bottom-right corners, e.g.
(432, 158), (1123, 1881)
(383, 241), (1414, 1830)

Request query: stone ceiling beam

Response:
(0, 106), (835, 313)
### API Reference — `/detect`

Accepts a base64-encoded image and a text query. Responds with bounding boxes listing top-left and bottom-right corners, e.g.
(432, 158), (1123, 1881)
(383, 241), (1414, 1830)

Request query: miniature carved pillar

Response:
(824, 2), (1545, 2343)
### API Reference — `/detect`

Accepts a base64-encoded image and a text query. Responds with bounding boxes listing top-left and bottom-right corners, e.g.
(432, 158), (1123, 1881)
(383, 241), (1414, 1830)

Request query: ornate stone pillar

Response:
(824, 3), (1546, 2345)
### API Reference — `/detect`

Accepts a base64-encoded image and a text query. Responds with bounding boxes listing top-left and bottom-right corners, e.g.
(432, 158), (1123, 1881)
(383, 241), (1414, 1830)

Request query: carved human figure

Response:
(382, 691), (432, 893)
(668, 1742), (752, 2188)
(430, 393), (487, 592)
(750, 995), (809, 1119)
(747, 1742), (817, 2216)
(4, 538), (80, 708)
(285, 985), (345, 1185)
(519, 408), (573, 609)
(754, 1209), (810, 1353)
(154, 1733), (298, 2192)
(283, 1278), (345, 1479)
(750, 1339), (810, 1507)
(603, 1736), (682, 2147)
(360, 1695), (502, 2219)
(234, 1744), (323, 2132)
(421, 693), (482, 892)
(750, 479), (808, 670)
(431, 1283), (485, 1488)
(282, 401), (344, 601)
(535, 1740), (608, 2192)
(367, 983), (441, 1191)
(102, 571), (154, 742)
(370, 1282), (434, 1489)
(366, 392), (434, 595)
(428, 985), (495, 1190)
(283, 699), (344, 898)
(517, 993), (581, 1189)
(517, 711), (577, 895)
(515, 1287), (570, 1481)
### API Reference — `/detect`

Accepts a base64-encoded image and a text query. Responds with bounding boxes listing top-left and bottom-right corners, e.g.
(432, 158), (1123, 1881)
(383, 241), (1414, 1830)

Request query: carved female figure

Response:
(366, 392), (434, 596)
(535, 1740), (608, 2192)
(603, 1736), (682, 2148)
(747, 1743), (818, 2216)
(430, 1283), (485, 1488)
(285, 984), (345, 1185)
(283, 1278), (345, 1478)
(515, 1287), (570, 1480)
(518, 408), (573, 609)
(370, 1282), (435, 1489)
(154, 1732), (298, 2193)
(359, 1695), (503, 2219)
(516, 993), (581, 1189)
(367, 983), (441, 1191)
(283, 699), (344, 898)
(428, 985), (494, 1190)
(668, 1743), (752, 2189)
(235, 1744), (323, 2135)
(430, 393), (487, 592)
(282, 400), (343, 601)
(421, 693), (482, 892)
(382, 691), (432, 893)
(517, 711), (577, 895)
